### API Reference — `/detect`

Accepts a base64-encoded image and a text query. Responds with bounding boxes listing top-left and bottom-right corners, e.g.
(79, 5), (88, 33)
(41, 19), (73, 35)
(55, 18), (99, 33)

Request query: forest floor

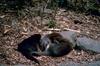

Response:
(0, 8), (100, 66)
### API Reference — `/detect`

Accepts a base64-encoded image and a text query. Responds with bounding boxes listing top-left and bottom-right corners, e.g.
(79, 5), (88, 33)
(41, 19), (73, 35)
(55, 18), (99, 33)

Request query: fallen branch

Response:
(42, 28), (80, 33)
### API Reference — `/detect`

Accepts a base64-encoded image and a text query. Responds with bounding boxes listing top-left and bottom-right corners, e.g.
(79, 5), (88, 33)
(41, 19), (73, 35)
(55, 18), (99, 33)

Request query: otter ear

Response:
(31, 34), (41, 40)
(33, 34), (41, 38)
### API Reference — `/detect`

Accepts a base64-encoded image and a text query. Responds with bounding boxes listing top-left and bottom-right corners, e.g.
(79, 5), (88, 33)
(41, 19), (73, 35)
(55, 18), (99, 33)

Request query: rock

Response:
(58, 61), (100, 66)
(76, 37), (100, 53)
(59, 31), (100, 53)
(59, 31), (77, 48)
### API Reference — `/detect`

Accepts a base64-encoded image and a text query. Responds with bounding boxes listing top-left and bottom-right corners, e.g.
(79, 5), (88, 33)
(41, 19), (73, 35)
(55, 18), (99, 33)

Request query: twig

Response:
(42, 28), (80, 33)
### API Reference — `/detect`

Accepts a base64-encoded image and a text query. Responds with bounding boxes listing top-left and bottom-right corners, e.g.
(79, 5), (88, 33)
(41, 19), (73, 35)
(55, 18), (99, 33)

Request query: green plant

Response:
(47, 20), (56, 28)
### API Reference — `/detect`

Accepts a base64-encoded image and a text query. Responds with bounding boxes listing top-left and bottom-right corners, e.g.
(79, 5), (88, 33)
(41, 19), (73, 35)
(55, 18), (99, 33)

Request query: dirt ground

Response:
(0, 9), (100, 66)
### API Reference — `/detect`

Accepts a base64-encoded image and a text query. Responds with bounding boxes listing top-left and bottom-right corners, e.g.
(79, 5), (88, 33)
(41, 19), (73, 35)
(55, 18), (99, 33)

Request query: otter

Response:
(32, 32), (74, 57)
(17, 31), (75, 64)
(17, 34), (41, 64)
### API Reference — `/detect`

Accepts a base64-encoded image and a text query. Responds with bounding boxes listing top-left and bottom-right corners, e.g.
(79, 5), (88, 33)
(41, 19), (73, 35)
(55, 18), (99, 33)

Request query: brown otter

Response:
(32, 32), (74, 57)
